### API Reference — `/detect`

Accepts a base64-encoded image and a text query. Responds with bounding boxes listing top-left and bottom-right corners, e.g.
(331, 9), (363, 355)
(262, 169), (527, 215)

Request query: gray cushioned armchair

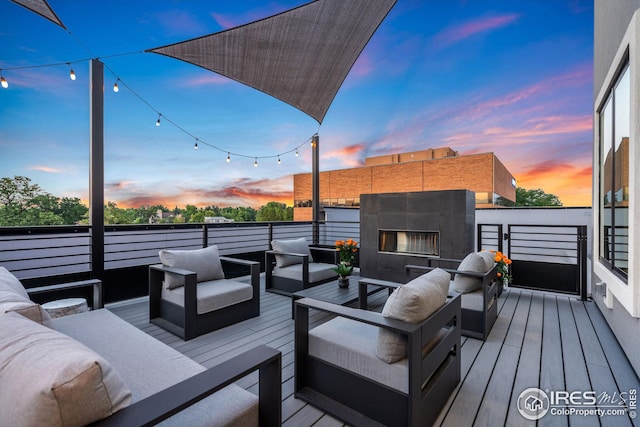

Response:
(294, 270), (461, 426)
(149, 246), (260, 340)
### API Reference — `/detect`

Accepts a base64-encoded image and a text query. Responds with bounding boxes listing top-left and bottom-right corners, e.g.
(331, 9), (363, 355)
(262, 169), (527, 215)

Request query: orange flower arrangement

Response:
(335, 239), (358, 265)
(491, 250), (512, 284)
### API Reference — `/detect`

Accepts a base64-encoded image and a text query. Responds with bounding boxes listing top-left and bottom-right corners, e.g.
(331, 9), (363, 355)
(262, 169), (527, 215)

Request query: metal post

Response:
(311, 134), (320, 245)
(90, 59), (105, 284)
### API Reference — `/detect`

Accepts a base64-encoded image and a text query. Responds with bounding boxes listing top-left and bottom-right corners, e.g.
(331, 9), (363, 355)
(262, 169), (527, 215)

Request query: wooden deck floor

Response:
(108, 278), (640, 427)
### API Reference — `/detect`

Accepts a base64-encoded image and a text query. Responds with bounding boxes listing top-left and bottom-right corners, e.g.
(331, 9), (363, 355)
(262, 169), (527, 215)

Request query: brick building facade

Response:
(293, 147), (516, 221)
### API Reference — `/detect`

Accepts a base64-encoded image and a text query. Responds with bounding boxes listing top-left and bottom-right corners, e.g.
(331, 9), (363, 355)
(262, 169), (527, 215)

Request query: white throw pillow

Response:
(376, 268), (450, 363)
(159, 245), (225, 290)
(452, 252), (490, 294)
(0, 312), (132, 427)
(271, 238), (314, 268)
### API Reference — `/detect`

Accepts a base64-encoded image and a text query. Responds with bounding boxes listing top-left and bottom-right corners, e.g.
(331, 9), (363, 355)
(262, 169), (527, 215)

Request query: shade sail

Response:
(10, 0), (66, 29)
(148, 0), (396, 123)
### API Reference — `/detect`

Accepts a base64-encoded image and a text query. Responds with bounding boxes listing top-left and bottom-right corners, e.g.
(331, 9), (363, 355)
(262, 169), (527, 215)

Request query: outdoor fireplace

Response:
(360, 190), (474, 282)
(378, 230), (439, 257)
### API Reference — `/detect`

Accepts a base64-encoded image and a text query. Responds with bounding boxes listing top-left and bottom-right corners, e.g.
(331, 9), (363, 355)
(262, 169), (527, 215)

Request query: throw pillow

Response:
(0, 266), (30, 299)
(376, 268), (450, 363)
(0, 288), (53, 327)
(477, 250), (496, 271)
(452, 252), (489, 294)
(159, 245), (225, 290)
(0, 312), (132, 427)
(271, 237), (314, 268)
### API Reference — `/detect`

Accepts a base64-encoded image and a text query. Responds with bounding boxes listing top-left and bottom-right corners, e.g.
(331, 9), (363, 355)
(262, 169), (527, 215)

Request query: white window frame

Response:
(594, 11), (639, 317)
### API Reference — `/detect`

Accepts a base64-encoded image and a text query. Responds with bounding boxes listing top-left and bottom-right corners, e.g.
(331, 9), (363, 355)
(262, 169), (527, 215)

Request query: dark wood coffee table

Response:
(290, 275), (387, 318)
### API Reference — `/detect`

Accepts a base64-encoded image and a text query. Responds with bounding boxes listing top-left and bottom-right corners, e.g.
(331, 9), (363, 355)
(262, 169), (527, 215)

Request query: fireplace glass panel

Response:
(378, 230), (439, 257)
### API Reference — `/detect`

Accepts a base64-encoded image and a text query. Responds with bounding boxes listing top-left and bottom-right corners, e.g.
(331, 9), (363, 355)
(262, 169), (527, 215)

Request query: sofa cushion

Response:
(160, 245), (225, 290)
(271, 238), (314, 267)
(310, 316), (448, 393)
(162, 279), (253, 315)
(450, 282), (486, 311)
(53, 309), (259, 427)
(377, 268), (450, 363)
(452, 252), (490, 294)
(273, 262), (338, 283)
(0, 312), (132, 427)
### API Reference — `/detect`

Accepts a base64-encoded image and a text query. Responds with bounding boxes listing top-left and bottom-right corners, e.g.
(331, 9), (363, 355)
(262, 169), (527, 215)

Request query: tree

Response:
(256, 202), (293, 221)
(515, 187), (563, 207)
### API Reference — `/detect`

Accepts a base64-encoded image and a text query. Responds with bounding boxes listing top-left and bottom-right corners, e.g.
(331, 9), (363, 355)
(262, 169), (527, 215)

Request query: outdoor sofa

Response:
(0, 266), (281, 426)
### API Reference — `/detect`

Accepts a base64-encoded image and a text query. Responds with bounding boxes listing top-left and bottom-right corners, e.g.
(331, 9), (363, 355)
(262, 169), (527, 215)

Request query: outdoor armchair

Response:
(265, 237), (339, 296)
(149, 245), (260, 340)
(294, 268), (461, 426)
(407, 251), (499, 340)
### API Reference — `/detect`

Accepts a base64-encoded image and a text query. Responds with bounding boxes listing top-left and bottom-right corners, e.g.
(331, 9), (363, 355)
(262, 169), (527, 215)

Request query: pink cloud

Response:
(433, 14), (521, 48)
(181, 73), (232, 87)
(29, 165), (63, 173)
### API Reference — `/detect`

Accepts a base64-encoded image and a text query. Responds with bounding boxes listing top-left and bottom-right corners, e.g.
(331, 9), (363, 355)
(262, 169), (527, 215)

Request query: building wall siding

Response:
(294, 151), (515, 220)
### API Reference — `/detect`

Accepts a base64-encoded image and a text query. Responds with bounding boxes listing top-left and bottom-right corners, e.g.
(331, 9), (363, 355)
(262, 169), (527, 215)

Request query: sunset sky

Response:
(0, 0), (593, 208)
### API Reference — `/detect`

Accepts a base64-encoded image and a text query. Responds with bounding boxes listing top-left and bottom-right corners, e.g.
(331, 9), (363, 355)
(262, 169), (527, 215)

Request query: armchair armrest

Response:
(27, 279), (103, 309)
(357, 277), (400, 309)
(265, 250), (310, 260)
(295, 297), (420, 334)
(309, 245), (339, 264)
(91, 345), (282, 427)
(295, 294), (461, 349)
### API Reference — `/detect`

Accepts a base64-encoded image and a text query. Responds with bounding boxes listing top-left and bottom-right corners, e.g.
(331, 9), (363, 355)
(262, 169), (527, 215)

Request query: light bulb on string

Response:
(194, 139), (198, 150)
(68, 64), (76, 81)
(156, 114), (161, 127)
(254, 158), (258, 168)
(277, 156), (281, 165)
(226, 153), (231, 163)
(295, 148), (299, 157)
(0, 74), (8, 89)
(113, 79), (119, 92)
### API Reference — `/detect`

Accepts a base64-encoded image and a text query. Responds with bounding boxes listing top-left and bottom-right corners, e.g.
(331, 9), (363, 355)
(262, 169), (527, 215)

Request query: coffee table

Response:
(290, 275), (388, 318)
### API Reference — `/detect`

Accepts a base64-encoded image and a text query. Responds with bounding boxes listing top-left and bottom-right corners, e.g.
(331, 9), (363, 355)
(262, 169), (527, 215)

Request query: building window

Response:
(599, 62), (629, 280)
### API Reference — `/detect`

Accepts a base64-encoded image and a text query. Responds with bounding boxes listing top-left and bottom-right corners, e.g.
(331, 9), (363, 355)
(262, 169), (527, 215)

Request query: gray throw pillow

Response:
(376, 268), (450, 363)
(452, 252), (489, 294)
(159, 245), (225, 290)
(271, 238), (314, 268)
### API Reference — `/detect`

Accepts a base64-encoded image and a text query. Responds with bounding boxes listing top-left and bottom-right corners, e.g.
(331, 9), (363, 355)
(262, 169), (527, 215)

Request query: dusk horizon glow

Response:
(0, 0), (594, 209)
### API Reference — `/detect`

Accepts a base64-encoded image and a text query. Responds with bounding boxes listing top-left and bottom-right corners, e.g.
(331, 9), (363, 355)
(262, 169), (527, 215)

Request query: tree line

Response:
(0, 175), (561, 226)
(0, 176), (293, 226)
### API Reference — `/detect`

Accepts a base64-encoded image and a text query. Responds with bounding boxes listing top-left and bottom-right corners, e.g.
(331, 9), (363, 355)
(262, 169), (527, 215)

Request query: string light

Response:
(2, 58), (314, 162)
(67, 63), (76, 80)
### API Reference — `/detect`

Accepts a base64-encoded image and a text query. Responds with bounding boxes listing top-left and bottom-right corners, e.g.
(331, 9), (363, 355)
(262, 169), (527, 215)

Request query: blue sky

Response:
(0, 0), (593, 208)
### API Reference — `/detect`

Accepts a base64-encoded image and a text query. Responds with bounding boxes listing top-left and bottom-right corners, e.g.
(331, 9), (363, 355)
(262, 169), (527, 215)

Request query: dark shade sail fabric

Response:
(148, 0), (396, 123)
(10, 0), (66, 29)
